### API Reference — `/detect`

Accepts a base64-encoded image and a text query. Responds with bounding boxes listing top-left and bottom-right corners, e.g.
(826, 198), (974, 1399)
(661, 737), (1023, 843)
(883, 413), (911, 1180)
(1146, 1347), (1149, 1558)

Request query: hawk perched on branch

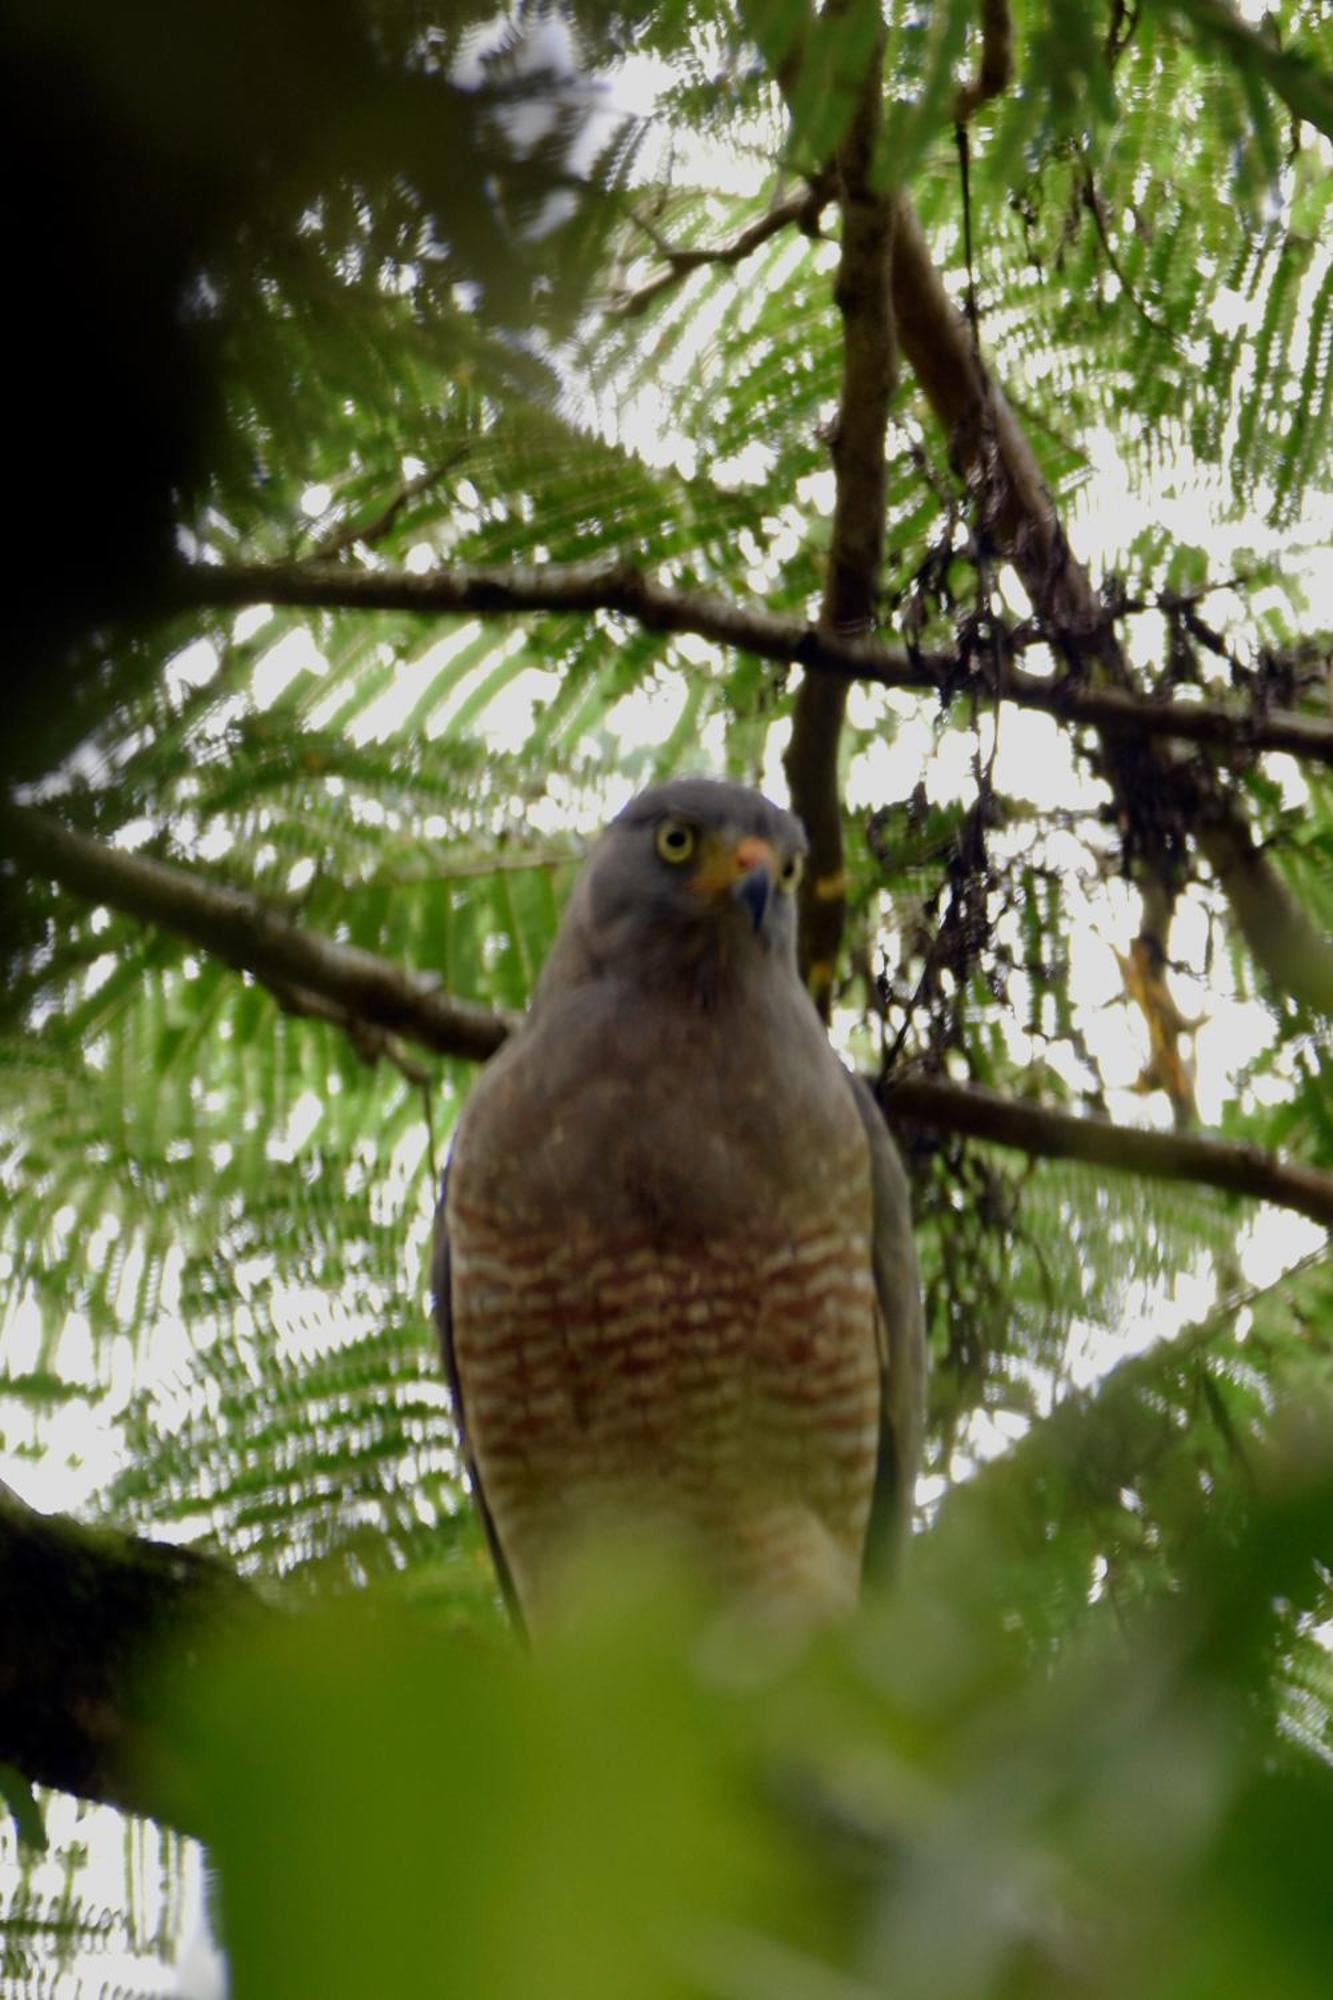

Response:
(432, 779), (925, 1631)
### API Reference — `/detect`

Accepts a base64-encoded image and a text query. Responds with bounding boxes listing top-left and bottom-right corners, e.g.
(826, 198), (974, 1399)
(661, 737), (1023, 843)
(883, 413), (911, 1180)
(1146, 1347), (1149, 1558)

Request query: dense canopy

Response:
(0, 2), (1331, 1993)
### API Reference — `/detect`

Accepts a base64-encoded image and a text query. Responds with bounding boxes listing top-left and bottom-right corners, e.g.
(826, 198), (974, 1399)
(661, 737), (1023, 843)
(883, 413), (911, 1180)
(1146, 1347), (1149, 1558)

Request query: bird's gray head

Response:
(543, 778), (808, 997)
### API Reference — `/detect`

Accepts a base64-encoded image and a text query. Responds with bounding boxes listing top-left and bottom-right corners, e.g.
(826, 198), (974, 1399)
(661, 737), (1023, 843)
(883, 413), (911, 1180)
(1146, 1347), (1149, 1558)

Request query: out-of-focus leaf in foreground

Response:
(181, 1411), (1333, 2000)
(187, 1555), (815, 1999)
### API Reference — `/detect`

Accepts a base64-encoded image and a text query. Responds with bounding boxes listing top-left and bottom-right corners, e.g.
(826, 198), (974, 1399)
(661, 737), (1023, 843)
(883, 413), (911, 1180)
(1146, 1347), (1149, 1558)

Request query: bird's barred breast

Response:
(448, 1198), (881, 1620)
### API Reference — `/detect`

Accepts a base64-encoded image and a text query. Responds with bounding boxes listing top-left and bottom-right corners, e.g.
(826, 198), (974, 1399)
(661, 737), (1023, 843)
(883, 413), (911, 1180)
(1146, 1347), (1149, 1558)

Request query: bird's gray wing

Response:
(430, 1166), (527, 1636)
(846, 1074), (927, 1586)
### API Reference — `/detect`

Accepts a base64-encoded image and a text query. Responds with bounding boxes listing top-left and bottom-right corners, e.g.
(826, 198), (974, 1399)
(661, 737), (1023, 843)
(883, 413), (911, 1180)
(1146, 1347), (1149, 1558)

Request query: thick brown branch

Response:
(892, 199), (1108, 652)
(881, 1076), (1333, 1233)
(177, 557), (1333, 770)
(0, 802), (516, 1064)
(9, 801), (1332, 1225)
(955, 0), (1014, 120)
(0, 1484), (256, 1831)
(785, 8), (896, 1018)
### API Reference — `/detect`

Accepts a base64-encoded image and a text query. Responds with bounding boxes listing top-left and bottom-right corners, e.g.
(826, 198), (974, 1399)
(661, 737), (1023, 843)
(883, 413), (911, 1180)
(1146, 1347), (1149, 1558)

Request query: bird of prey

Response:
(432, 778), (925, 1632)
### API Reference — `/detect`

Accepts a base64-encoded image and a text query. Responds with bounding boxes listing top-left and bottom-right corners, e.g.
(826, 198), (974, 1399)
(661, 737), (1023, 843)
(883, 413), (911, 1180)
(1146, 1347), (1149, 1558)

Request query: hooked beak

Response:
(690, 832), (780, 933)
(731, 848), (773, 933)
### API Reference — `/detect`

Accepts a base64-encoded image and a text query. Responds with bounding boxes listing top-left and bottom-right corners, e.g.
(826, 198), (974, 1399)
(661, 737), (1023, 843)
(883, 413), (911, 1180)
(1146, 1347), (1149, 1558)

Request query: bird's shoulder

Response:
(449, 970), (868, 1235)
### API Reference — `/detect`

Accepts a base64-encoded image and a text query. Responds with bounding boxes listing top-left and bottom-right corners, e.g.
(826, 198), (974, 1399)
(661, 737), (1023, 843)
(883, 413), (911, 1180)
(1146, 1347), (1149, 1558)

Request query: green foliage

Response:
(187, 1404), (1333, 1999)
(1, 0), (1331, 1989)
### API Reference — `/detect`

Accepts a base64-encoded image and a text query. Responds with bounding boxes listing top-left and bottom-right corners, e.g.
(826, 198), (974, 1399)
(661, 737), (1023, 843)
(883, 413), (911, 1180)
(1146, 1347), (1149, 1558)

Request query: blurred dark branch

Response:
(176, 558), (1333, 770)
(0, 1481), (258, 1833)
(612, 176), (832, 317)
(955, 0), (1014, 120)
(7, 797), (1333, 1224)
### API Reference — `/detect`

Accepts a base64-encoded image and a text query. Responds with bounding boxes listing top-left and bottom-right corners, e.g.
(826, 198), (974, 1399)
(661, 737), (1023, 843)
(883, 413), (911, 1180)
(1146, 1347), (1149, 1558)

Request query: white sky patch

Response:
(419, 627), (531, 741)
(1240, 1207), (1328, 1289)
(284, 1095), (324, 1149)
(164, 639), (220, 700)
(991, 710), (1093, 811)
(606, 669), (690, 746)
(388, 1121), (431, 1189)
(483, 664), (565, 753)
(761, 714), (793, 805)
(82, 952), (118, 998)
(109, 817), (158, 851)
(336, 626), (470, 742)
(1210, 284), (1262, 337)
(194, 822), (236, 863)
(267, 1282), (379, 1364)
(233, 604), (273, 644)
(0, 1801), (220, 2000)
(251, 627), (327, 709)
(114, 1239), (146, 1327)
(712, 439), (779, 489)
(797, 467), (837, 513)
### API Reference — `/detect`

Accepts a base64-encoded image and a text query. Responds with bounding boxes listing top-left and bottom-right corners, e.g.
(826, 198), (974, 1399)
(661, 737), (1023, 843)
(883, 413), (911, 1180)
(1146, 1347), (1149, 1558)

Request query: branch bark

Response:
(955, 0), (1014, 121)
(0, 1484), (257, 1833)
(881, 1076), (1333, 1233)
(613, 178), (831, 318)
(176, 556), (1333, 770)
(783, 6), (896, 1018)
(0, 801), (516, 1063)
(888, 194), (1333, 1017)
(7, 798), (1331, 1228)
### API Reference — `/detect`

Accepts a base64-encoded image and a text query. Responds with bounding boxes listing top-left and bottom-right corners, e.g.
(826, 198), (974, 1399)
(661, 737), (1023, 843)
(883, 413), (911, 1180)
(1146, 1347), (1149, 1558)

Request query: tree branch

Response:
(888, 193), (1333, 1017)
(955, 0), (1014, 121)
(0, 1483), (256, 1832)
(0, 801), (516, 1063)
(7, 798), (1332, 1227)
(175, 557), (1333, 770)
(783, 5), (896, 1018)
(881, 1076), (1333, 1233)
(612, 178), (831, 318)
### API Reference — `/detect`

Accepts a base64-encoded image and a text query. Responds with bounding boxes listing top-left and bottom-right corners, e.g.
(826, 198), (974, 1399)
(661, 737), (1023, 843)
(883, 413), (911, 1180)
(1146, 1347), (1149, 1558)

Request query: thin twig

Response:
(611, 177), (832, 319)
(1082, 174), (1175, 340)
(307, 450), (470, 561)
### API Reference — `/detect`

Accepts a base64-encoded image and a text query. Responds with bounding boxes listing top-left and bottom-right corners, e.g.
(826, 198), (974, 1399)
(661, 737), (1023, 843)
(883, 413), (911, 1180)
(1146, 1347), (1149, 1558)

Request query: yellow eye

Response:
(655, 820), (696, 864)
(779, 852), (804, 892)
